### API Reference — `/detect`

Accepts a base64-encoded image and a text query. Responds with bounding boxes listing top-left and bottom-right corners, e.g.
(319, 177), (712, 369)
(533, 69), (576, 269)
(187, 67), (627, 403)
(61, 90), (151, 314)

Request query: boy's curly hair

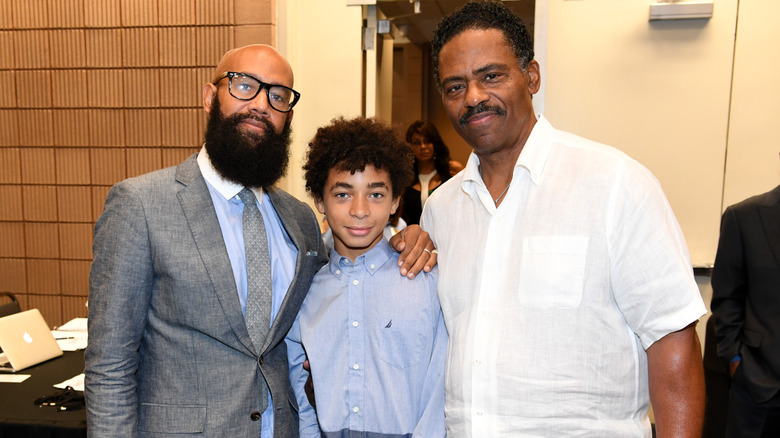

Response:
(304, 116), (414, 201)
(431, 0), (534, 92)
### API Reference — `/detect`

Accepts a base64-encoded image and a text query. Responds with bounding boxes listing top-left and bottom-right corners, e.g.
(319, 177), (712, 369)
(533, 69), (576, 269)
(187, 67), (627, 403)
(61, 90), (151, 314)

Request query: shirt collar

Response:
(197, 145), (265, 203)
(461, 114), (554, 190)
(327, 238), (394, 279)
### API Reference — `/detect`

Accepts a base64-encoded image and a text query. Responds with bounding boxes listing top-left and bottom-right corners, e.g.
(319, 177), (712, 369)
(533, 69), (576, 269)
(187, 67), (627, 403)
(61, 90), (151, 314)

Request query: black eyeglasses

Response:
(213, 71), (301, 113)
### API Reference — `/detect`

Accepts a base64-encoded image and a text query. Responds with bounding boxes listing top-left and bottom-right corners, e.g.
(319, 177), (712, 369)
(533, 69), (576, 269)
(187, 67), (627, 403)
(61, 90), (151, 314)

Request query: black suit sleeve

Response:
(711, 206), (747, 364)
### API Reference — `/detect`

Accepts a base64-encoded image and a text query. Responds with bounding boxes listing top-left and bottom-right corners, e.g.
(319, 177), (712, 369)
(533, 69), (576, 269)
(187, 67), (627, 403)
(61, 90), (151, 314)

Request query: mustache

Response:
(459, 103), (506, 127)
(235, 114), (275, 134)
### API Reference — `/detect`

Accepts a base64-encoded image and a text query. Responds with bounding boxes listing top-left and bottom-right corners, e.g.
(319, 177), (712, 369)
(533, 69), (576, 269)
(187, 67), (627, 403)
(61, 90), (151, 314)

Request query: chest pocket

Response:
(518, 236), (588, 309)
(377, 318), (424, 369)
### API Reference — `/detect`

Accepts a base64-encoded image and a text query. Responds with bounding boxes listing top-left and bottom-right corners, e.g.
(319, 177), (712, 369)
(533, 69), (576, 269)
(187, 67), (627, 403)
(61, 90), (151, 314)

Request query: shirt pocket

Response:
(518, 236), (588, 309)
(377, 318), (424, 369)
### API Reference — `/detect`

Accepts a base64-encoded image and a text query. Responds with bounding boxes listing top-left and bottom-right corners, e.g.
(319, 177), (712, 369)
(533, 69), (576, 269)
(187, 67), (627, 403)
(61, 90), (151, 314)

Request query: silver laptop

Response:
(0, 309), (63, 372)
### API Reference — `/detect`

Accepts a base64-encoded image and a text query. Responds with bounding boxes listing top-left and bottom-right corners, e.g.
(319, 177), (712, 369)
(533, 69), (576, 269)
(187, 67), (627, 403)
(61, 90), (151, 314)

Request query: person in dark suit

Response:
(711, 183), (780, 437)
(85, 44), (435, 437)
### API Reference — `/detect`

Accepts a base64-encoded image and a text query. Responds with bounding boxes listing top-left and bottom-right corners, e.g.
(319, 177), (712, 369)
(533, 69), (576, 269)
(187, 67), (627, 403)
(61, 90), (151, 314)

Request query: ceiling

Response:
(376, 0), (535, 46)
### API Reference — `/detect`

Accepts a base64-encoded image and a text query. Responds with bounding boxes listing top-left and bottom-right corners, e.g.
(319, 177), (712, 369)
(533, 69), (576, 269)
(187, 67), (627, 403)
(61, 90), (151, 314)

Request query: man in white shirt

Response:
(420, 1), (707, 436)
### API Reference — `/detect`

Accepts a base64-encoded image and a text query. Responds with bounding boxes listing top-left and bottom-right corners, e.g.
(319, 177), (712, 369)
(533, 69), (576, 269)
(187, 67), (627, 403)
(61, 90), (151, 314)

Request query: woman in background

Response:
(401, 120), (464, 225)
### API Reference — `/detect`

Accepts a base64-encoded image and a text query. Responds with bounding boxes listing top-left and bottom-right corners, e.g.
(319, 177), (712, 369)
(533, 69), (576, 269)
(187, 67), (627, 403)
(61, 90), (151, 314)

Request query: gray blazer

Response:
(85, 154), (327, 437)
(712, 184), (780, 403)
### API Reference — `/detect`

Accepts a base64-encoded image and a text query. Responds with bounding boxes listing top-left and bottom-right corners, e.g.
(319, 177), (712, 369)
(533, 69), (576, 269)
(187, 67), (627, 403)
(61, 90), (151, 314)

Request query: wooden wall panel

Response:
(0, 0), (276, 326)
(22, 185), (58, 221)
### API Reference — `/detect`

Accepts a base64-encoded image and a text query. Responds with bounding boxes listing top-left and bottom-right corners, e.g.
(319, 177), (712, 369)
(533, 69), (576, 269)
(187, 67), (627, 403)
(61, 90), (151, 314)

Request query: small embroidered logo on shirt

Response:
(385, 320), (392, 328)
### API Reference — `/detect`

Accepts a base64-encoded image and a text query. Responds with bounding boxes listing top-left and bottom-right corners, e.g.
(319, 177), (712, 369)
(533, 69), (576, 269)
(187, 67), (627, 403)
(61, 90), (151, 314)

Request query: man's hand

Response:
(388, 225), (437, 278)
(647, 322), (705, 438)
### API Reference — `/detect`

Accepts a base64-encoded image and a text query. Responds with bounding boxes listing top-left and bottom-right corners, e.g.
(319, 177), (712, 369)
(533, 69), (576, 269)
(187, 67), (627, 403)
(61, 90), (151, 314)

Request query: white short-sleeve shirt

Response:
(421, 115), (706, 437)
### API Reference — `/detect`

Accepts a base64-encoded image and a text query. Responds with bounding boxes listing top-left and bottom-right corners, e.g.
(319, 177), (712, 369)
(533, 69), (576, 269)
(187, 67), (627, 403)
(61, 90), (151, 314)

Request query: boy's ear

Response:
(390, 195), (400, 215)
(314, 197), (326, 215)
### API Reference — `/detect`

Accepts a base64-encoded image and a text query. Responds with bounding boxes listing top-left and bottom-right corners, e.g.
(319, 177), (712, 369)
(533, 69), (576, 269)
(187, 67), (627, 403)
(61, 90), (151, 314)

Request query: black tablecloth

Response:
(0, 350), (86, 438)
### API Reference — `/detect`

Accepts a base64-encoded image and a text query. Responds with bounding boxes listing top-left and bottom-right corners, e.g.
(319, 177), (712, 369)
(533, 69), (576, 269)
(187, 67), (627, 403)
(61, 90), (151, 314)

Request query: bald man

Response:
(86, 45), (434, 437)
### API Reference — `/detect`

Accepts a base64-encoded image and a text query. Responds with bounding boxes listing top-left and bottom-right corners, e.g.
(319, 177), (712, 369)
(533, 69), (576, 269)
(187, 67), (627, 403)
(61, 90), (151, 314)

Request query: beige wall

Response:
(542, 0), (738, 266)
(0, 0), (278, 327)
(276, 0), (363, 212)
(722, 0), (780, 207)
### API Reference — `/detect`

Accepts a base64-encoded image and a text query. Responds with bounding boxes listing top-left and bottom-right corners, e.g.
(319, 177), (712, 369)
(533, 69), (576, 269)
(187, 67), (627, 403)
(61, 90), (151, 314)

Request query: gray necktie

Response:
(237, 188), (272, 354)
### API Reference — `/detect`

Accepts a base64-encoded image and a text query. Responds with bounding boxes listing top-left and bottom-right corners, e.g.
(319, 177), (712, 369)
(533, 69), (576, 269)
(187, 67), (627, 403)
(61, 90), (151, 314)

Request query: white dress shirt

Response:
(421, 115), (706, 437)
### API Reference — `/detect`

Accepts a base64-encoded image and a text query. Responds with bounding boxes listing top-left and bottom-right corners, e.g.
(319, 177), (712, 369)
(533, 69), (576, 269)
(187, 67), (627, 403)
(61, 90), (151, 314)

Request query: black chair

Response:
(0, 292), (21, 318)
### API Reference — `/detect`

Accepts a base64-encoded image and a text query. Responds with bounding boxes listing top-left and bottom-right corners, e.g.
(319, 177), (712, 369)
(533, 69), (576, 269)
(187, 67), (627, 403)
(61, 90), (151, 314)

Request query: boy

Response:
(288, 116), (447, 437)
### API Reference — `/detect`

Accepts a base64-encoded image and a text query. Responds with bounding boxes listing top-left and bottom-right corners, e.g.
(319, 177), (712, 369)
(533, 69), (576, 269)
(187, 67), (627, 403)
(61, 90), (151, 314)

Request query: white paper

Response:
(0, 374), (31, 383)
(52, 317), (88, 350)
(51, 330), (88, 351)
(57, 318), (88, 332)
(54, 373), (85, 391)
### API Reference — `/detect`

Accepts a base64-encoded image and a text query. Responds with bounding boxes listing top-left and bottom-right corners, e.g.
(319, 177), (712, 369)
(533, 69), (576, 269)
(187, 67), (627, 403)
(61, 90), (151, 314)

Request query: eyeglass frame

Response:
(213, 71), (301, 113)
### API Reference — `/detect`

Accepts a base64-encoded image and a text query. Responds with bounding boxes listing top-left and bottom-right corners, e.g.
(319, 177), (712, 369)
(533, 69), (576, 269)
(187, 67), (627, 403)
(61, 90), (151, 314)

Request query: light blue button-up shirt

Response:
(197, 148), (297, 438)
(288, 238), (446, 438)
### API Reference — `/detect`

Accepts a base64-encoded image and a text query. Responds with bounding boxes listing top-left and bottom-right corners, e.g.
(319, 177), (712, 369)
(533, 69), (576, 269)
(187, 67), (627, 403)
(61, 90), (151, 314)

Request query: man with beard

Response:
(420, 1), (706, 437)
(85, 45), (435, 437)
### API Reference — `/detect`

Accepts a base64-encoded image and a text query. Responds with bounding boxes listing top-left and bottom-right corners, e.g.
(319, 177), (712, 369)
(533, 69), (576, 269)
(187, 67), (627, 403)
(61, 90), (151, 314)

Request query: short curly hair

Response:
(304, 116), (414, 201)
(431, 0), (534, 92)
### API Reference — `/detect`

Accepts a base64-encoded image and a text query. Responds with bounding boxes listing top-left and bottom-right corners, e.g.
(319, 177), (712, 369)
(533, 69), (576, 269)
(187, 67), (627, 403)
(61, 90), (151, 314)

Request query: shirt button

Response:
(352, 321), (359, 327)
(250, 411), (262, 421)
(475, 359), (482, 365)
(477, 411), (484, 416)
(353, 363), (360, 370)
(353, 406), (360, 413)
(352, 279), (359, 286)
(370, 264), (375, 269)
(336, 269), (341, 275)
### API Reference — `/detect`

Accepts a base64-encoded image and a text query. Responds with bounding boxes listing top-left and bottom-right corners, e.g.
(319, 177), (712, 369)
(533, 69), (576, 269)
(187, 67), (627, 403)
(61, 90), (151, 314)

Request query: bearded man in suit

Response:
(711, 182), (780, 437)
(85, 44), (435, 437)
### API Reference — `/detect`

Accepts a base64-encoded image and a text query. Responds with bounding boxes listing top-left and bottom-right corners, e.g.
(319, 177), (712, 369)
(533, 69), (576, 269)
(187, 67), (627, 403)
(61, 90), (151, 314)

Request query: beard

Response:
(204, 97), (292, 189)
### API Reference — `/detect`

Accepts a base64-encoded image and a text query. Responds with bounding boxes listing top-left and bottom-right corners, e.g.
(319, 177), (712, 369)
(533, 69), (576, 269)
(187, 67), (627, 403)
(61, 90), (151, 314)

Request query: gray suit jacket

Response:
(711, 184), (780, 403)
(85, 154), (327, 437)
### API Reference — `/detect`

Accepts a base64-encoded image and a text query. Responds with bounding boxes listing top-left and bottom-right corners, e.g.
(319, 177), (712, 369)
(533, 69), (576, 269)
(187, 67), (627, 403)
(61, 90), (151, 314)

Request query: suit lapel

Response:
(759, 184), (780, 271)
(175, 155), (255, 354)
(260, 187), (318, 352)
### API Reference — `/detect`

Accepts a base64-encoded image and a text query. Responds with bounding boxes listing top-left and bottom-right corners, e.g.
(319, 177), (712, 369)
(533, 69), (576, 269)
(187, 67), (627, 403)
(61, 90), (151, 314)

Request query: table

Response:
(0, 350), (86, 438)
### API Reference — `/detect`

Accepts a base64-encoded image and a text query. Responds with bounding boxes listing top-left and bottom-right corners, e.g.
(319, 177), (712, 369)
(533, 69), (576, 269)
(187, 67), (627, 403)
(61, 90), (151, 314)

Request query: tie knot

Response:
(237, 188), (257, 206)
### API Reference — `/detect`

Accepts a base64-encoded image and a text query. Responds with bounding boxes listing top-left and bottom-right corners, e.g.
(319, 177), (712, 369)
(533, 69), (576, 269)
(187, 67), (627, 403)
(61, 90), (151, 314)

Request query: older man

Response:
(85, 44), (434, 437)
(420, 2), (707, 436)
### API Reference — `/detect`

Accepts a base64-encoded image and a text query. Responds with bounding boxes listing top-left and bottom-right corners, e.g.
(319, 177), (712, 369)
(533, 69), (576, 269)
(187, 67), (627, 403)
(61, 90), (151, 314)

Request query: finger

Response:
(388, 229), (406, 254)
(397, 227), (419, 270)
(424, 250), (438, 273)
(401, 237), (430, 278)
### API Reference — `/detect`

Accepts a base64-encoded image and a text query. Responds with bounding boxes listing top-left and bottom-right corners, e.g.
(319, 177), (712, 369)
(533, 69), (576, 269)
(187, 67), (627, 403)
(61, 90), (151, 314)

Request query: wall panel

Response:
(0, 0), (271, 325)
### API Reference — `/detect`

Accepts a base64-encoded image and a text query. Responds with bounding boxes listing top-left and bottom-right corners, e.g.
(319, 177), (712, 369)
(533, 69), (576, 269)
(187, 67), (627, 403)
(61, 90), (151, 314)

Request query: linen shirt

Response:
(288, 239), (447, 438)
(197, 147), (298, 438)
(420, 115), (706, 437)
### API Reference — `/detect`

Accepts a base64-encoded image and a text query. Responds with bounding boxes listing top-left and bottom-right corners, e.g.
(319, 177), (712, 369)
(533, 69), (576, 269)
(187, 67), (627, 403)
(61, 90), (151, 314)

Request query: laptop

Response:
(0, 309), (63, 372)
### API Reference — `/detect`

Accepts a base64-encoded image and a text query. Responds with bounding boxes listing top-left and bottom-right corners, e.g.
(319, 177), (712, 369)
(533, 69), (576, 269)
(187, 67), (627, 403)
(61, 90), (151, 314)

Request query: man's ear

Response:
(390, 195), (400, 215)
(525, 59), (541, 95)
(286, 109), (294, 125)
(314, 197), (326, 215)
(203, 83), (217, 114)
